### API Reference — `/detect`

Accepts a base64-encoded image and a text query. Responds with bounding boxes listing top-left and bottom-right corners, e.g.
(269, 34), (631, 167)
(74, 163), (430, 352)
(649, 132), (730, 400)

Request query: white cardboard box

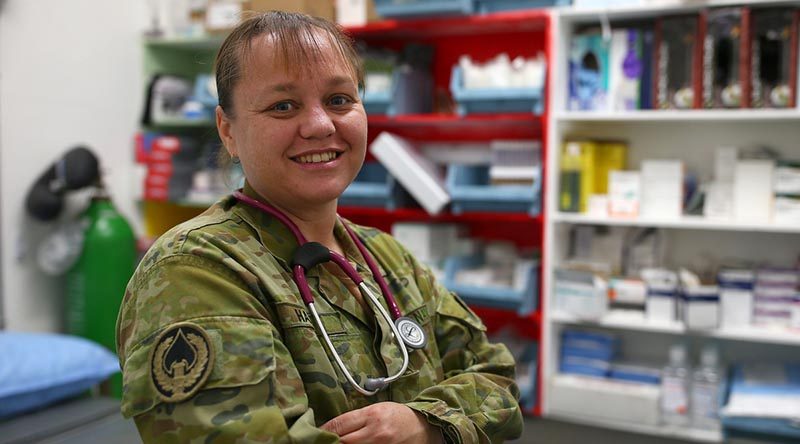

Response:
(733, 160), (774, 223)
(640, 160), (683, 219)
(608, 171), (640, 218)
(549, 374), (660, 427)
(370, 132), (450, 215)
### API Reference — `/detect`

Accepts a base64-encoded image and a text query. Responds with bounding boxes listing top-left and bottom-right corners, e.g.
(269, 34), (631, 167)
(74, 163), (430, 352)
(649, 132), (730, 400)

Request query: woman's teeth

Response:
(296, 152), (338, 164)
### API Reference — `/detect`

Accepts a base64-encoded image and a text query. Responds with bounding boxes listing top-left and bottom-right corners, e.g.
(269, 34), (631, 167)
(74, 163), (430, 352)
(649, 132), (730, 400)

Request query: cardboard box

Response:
(640, 160), (684, 219)
(609, 28), (644, 111)
(336, 0), (381, 26)
(249, 0), (335, 22)
(733, 159), (774, 223)
(750, 8), (799, 108)
(568, 30), (611, 111)
(654, 15), (703, 109)
(702, 7), (751, 109)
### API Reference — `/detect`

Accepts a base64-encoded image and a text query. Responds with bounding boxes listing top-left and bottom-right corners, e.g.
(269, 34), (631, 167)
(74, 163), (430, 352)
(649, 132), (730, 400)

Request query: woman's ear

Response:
(216, 105), (237, 158)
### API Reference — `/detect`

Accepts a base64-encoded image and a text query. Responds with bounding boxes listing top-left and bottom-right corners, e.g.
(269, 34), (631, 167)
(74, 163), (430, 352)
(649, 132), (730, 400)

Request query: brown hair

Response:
(214, 10), (364, 118)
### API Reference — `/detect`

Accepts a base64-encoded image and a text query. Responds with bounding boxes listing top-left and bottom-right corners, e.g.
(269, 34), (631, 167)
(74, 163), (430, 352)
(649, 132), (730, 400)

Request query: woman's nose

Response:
(299, 104), (335, 139)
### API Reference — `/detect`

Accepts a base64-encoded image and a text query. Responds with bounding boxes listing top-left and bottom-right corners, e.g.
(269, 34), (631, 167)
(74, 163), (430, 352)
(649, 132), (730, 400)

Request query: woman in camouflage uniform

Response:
(117, 10), (523, 444)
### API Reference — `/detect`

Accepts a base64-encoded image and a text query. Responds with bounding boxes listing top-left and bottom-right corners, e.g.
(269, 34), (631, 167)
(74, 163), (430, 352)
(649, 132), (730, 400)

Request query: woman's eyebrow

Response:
(327, 76), (353, 86)
(269, 83), (296, 93)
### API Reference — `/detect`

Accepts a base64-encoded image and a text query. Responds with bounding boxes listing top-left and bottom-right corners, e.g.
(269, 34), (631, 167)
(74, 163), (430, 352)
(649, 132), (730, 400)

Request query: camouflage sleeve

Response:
(118, 254), (340, 443)
(404, 260), (524, 444)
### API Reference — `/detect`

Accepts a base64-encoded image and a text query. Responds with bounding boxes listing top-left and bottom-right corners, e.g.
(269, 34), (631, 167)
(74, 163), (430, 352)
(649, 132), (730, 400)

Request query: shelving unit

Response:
(553, 212), (800, 234)
(543, 1), (800, 442)
(345, 10), (551, 415)
(552, 311), (800, 346)
(136, 9), (552, 417)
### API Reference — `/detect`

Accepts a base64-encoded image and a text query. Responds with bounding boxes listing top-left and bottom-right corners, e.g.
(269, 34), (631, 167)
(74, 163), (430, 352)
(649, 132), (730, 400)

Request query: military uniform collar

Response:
(231, 183), (368, 272)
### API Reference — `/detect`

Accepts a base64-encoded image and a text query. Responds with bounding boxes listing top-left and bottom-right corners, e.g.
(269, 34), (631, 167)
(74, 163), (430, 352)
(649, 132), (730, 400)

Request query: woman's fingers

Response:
(320, 408), (368, 437)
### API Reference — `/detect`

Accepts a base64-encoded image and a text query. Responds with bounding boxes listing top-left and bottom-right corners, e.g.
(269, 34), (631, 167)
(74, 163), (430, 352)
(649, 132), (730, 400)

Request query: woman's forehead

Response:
(243, 31), (355, 80)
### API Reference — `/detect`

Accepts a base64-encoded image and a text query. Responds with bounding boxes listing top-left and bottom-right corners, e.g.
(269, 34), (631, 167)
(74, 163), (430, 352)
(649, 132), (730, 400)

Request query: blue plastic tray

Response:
(475, 0), (571, 13)
(517, 343), (539, 411)
(450, 66), (544, 116)
(442, 254), (539, 315)
(446, 164), (540, 215)
(339, 162), (409, 210)
(722, 364), (800, 441)
(362, 89), (393, 116)
(373, 0), (474, 18)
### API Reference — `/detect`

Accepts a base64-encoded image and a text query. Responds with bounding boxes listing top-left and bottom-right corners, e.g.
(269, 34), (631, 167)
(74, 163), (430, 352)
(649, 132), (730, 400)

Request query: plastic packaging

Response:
(691, 346), (722, 430)
(661, 343), (690, 426)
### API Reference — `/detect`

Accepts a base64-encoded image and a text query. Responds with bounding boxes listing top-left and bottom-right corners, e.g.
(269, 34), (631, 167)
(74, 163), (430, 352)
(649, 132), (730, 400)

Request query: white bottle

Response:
(661, 344), (690, 427)
(691, 346), (722, 430)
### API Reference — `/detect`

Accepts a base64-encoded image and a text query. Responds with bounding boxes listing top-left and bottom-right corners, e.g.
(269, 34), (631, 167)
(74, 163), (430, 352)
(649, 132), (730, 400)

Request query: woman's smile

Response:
(291, 149), (343, 165)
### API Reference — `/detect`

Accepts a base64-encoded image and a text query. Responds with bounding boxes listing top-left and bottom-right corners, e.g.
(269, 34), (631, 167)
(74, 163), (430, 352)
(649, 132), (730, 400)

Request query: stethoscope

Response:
(233, 191), (427, 396)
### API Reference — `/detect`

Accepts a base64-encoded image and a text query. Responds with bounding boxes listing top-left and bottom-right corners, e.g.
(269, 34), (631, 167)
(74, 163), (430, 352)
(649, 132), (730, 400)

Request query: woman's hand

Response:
(320, 402), (444, 444)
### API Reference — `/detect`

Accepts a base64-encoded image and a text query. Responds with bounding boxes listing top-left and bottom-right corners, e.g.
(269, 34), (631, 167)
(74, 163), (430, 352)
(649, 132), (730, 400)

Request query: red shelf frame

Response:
(344, 10), (554, 417)
(345, 10), (549, 38)
(366, 113), (542, 143)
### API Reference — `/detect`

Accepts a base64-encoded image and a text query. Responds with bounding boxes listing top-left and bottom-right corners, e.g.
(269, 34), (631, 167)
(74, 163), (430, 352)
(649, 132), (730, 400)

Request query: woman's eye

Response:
(329, 95), (353, 107)
(270, 101), (295, 112)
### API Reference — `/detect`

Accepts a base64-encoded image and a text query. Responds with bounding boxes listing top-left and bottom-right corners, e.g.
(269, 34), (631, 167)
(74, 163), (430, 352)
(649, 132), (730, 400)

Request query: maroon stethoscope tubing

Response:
(232, 190), (403, 320)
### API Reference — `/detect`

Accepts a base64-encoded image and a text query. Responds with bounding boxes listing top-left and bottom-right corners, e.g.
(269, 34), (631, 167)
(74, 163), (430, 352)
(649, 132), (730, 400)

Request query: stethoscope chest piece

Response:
(395, 317), (427, 349)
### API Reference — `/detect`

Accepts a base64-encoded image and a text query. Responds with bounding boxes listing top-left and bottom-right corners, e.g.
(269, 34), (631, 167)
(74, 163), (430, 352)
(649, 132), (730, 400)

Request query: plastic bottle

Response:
(691, 346), (722, 430)
(661, 343), (690, 426)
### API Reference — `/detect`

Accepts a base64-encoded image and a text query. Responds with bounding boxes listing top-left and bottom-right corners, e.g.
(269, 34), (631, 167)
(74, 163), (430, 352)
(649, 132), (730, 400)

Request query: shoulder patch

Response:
(149, 322), (214, 403)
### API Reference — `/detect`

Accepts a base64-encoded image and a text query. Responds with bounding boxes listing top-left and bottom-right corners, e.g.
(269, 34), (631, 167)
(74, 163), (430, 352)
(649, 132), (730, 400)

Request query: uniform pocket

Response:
(274, 300), (348, 336)
(438, 291), (487, 332)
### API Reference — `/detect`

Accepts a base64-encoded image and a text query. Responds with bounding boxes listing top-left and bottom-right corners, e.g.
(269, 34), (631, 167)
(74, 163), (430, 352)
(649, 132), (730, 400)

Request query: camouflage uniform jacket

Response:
(117, 189), (523, 443)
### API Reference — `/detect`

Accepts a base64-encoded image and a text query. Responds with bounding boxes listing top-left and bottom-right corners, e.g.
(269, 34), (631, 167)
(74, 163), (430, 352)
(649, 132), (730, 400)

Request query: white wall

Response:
(0, 0), (147, 331)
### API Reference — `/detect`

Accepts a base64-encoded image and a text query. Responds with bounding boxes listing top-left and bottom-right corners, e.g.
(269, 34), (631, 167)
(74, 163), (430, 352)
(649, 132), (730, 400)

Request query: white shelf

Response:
(561, 0), (800, 21)
(548, 411), (722, 443)
(551, 311), (800, 346)
(552, 213), (800, 234)
(556, 109), (800, 123)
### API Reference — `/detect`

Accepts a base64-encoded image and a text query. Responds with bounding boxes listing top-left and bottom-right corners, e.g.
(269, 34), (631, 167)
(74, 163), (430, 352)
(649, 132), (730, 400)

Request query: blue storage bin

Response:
(339, 162), (408, 210)
(374, 0), (474, 19)
(362, 89), (394, 116)
(722, 364), (800, 442)
(450, 66), (544, 115)
(446, 164), (540, 215)
(475, 0), (571, 13)
(362, 68), (434, 116)
(517, 342), (539, 411)
(609, 363), (661, 385)
(192, 74), (217, 108)
(559, 356), (611, 378)
(442, 253), (539, 315)
(561, 329), (618, 354)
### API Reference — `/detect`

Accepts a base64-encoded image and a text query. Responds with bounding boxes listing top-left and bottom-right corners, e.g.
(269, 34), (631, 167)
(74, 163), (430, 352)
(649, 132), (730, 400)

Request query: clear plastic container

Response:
(661, 344), (690, 426)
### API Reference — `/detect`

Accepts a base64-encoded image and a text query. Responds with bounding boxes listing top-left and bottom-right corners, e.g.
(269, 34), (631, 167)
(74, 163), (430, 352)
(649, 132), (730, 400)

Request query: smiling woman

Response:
(216, 32), (368, 234)
(117, 10), (523, 444)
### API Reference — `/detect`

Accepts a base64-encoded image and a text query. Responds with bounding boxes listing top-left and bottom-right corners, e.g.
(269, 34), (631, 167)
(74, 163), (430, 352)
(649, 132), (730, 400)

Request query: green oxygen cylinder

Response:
(66, 189), (136, 398)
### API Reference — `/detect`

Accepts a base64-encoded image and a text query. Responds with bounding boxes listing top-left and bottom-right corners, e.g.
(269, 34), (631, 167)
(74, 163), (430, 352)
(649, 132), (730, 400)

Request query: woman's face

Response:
(217, 33), (367, 213)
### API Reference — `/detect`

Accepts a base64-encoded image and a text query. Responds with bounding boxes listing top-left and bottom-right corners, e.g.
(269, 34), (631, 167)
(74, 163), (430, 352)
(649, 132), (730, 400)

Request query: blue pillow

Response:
(0, 331), (120, 419)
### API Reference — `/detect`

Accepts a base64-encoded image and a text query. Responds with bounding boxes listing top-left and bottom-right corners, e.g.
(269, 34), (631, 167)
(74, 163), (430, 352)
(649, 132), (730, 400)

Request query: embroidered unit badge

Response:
(150, 322), (214, 403)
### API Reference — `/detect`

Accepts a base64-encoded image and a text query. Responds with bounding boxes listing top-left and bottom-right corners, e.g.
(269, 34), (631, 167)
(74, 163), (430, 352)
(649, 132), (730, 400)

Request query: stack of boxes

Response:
(568, 5), (799, 111)
(560, 328), (662, 385)
(559, 139), (628, 215)
(719, 269), (756, 329)
(559, 329), (617, 378)
(754, 268), (799, 328)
